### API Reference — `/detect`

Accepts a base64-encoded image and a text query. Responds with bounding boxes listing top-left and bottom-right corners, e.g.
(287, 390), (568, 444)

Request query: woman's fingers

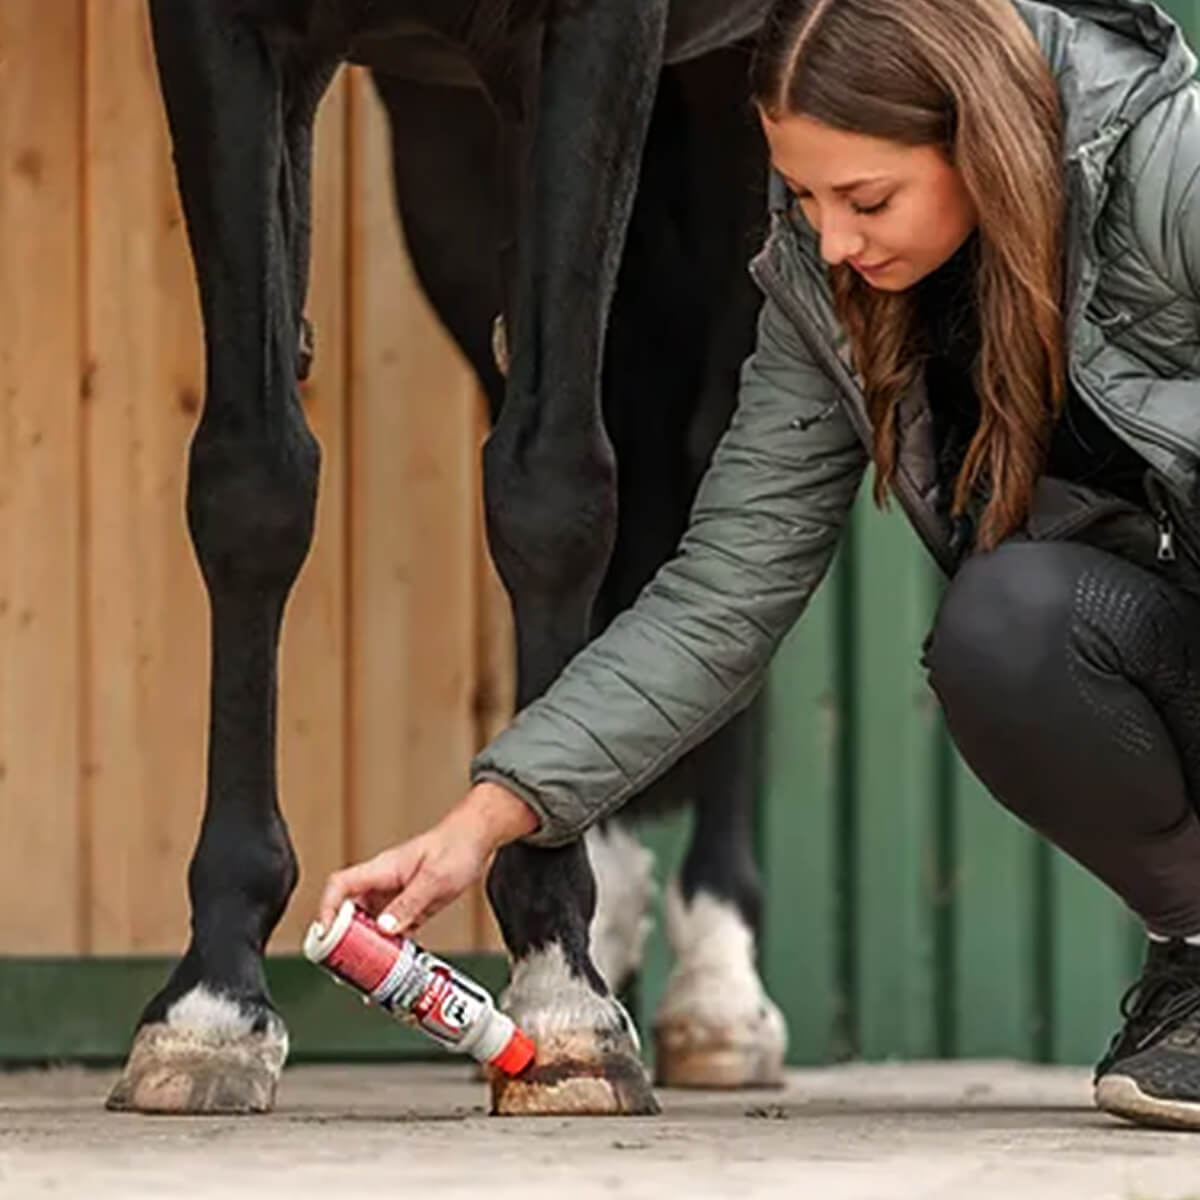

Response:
(379, 852), (470, 934)
(317, 842), (425, 929)
(317, 801), (504, 936)
(379, 877), (441, 935)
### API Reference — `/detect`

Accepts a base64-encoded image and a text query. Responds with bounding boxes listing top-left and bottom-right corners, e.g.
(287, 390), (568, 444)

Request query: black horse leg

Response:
(477, 2), (675, 1116)
(109, 2), (331, 1114)
(371, 65), (655, 1116)
(629, 46), (785, 1090)
(572, 44), (783, 1088)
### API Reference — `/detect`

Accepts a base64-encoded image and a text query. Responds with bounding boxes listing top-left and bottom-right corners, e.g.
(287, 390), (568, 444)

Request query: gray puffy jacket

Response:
(473, 0), (1200, 847)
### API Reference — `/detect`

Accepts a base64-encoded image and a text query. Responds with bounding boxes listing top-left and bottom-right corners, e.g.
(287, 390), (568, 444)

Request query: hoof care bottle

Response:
(303, 900), (535, 1077)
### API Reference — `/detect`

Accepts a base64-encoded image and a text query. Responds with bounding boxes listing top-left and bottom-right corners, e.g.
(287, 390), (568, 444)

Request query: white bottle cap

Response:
(302, 899), (356, 964)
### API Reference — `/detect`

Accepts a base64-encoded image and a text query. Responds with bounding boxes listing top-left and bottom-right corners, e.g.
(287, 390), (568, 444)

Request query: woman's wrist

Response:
(445, 780), (540, 853)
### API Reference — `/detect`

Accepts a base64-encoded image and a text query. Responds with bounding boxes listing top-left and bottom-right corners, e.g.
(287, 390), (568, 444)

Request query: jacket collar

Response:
(1014, 0), (1196, 172)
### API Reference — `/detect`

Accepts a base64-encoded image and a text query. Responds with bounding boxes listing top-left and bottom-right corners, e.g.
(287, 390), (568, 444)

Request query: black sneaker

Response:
(1094, 938), (1200, 1128)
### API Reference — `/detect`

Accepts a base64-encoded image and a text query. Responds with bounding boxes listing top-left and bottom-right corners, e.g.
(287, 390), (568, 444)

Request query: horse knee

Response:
(481, 415), (617, 602)
(186, 419), (320, 595)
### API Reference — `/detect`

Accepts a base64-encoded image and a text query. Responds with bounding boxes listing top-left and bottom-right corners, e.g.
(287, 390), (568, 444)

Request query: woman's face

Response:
(761, 110), (979, 292)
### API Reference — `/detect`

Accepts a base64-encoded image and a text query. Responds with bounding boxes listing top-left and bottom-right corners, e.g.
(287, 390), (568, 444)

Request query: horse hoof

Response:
(106, 987), (288, 1115)
(490, 945), (658, 1117)
(653, 1010), (786, 1089)
(653, 885), (787, 1090)
(491, 1030), (659, 1115)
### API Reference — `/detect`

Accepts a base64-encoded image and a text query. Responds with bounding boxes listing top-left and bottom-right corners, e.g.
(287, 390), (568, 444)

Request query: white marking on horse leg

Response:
(492, 943), (657, 1116)
(586, 822), (655, 993)
(166, 985), (262, 1042)
(504, 942), (638, 1049)
(654, 882), (786, 1088)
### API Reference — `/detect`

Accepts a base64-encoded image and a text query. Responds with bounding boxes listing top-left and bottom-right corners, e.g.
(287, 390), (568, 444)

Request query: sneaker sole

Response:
(1095, 1074), (1200, 1130)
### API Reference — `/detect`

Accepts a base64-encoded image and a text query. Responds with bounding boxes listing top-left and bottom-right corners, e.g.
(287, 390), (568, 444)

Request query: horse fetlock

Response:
(187, 825), (298, 947)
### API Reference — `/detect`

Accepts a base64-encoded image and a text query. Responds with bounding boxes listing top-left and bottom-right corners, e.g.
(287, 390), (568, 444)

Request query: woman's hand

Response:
(317, 782), (539, 935)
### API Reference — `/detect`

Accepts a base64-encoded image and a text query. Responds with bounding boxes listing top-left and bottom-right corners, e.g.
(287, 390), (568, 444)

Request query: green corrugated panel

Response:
(757, 487), (1153, 1067)
(848, 491), (944, 1060)
(1047, 854), (1140, 1065)
(1163, 0), (1199, 52)
(759, 546), (849, 1064)
(949, 758), (1041, 1058)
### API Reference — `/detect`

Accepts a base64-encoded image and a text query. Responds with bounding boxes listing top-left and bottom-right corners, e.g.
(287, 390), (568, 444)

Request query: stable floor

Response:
(2, 1062), (1199, 1199)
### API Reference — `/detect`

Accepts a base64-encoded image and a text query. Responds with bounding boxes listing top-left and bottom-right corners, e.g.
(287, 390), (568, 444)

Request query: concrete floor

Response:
(3, 1062), (1200, 1199)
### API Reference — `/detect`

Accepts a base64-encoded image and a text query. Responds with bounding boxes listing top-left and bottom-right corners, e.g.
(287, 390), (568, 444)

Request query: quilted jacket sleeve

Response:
(470, 292), (868, 847)
(1122, 79), (1200, 302)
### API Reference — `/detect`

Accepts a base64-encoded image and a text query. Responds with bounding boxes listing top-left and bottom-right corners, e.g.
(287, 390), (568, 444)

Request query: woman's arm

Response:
(473, 292), (868, 846)
(319, 291), (868, 931)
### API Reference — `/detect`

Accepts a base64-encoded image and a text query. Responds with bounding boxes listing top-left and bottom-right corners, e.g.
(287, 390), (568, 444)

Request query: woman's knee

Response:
(924, 541), (1085, 721)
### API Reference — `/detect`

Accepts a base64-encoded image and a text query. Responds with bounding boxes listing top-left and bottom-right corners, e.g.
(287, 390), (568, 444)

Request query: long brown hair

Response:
(751, 0), (1066, 549)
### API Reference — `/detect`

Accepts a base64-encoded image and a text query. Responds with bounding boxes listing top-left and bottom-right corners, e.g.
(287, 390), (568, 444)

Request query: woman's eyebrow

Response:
(780, 173), (893, 195)
(831, 175), (892, 194)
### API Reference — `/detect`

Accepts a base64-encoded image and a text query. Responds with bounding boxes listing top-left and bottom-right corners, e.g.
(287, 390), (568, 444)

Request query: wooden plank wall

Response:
(0, 6), (512, 956)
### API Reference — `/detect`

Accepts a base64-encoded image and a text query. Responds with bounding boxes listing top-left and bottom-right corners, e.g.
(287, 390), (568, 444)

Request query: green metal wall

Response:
(1175, 0), (1199, 46)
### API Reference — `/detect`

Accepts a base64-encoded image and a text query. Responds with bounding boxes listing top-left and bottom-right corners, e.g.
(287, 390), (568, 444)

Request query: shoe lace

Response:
(1114, 960), (1200, 1057)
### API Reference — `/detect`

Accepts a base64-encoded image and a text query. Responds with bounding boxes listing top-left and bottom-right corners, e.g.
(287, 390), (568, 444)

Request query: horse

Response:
(108, 0), (778, 1118)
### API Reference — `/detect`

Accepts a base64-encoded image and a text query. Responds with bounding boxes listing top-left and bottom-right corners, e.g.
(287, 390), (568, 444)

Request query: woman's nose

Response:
(820, 208), (868, 267)
(819, 217), (866, 266)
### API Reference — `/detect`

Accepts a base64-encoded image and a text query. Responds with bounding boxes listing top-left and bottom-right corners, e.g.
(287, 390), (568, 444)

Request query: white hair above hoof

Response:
(491, 944), (659, 1116)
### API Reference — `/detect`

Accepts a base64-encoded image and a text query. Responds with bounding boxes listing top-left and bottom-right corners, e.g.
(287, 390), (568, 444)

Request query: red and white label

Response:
(322, 909), (402, 995)
(412, 967), (485, 1043)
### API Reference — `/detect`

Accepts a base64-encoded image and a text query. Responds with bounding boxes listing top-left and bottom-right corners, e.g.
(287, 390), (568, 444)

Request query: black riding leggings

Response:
(925, 540), (1200, 937)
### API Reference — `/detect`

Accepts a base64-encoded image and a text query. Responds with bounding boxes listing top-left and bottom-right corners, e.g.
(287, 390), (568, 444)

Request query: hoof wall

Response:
(491, 1033), (659, 1116)
(654, 1020), (785, 1090)
(107, 1016), (286, 1115)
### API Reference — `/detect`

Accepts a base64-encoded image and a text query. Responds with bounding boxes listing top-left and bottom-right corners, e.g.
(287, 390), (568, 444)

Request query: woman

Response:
(322, 0), (1200, 1128)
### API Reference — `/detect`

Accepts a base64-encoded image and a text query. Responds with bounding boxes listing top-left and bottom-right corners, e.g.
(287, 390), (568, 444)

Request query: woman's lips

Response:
(851, 256), (896, 275)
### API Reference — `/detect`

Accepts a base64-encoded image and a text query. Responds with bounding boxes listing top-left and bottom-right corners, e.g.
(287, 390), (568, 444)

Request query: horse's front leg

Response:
(107, 3), (332, 1114)
(478, 0), (671, 1117)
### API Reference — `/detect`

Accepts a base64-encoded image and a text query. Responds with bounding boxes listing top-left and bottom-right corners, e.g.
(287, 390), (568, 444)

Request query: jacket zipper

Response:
(1143, 473), (1179, 563)
(750, 253), (957, 574)
(1156, 511), (1177, 562)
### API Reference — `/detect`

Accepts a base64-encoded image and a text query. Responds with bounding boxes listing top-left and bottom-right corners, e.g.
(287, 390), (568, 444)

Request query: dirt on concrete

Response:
(2, 1061), (1199, 1199)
